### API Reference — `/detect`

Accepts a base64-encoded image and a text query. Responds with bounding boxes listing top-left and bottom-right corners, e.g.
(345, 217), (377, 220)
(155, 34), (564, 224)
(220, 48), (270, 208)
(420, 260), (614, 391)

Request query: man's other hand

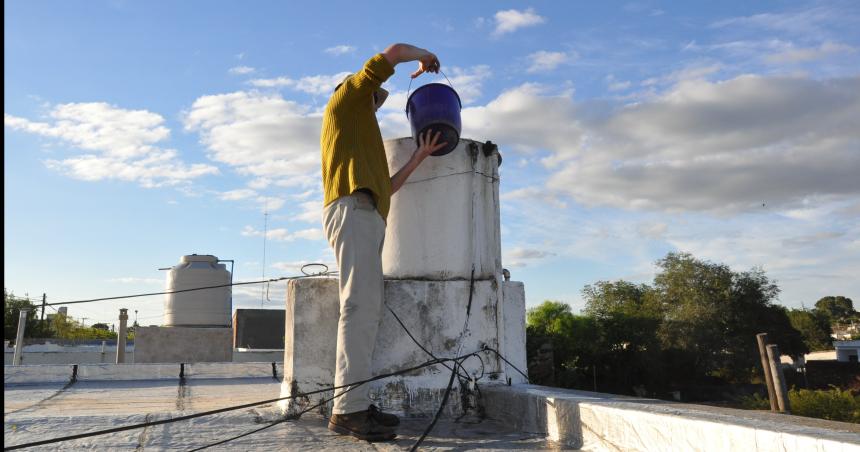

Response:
(415, 129), (448, 160)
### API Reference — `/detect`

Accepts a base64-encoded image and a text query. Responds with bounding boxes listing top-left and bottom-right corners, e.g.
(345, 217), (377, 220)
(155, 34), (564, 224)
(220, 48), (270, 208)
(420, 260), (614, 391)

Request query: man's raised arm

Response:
(382, 43), (440, 78)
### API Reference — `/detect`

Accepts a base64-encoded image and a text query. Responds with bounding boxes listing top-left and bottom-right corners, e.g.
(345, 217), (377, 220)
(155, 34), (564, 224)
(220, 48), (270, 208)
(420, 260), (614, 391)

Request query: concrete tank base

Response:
(135, 326), (232, 363)
(278, 277), (527, 418)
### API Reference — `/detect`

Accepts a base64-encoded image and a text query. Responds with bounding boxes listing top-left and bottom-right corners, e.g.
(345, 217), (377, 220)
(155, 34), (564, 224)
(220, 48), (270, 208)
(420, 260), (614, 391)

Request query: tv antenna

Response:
(261, 198), (269, 307)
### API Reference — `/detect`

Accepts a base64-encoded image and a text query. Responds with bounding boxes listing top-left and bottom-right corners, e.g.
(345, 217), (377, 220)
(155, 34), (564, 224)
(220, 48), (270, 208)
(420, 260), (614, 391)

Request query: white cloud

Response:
(548, 75), (860, 212)
(765, 41), (856, 64)
(526, 51), (572, 73)
(293, 72), (353, 95)
(295, 200), (322, 223)
(183, 91), (321, 185)
(324, 45), (356, 56)
(247, 76), (294, 88)
(710, 6), (842, 36)
(502, 186), (567, 209)
(504, 247), (556, 267)
(219, 189), (257, 200)
(637, 222), (668, 239)
(443, 65), (491, 104)
(247, 177), (272, 190)
(460, 74), (860, 214)
(228, 66), (256, 75)
(492, 8), (546, 36)
(663, 207), (860, 307)
(5, 104), (218, 188)
(256, 195), (285, 212)
(249, 72), (352, 95)
(461, 83), (584, 155)
(241, 225), (323, 242)
(605, 75), (632, 91)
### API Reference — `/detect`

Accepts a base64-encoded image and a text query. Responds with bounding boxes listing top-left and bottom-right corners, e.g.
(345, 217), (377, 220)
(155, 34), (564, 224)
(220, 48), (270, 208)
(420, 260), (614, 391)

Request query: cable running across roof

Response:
(4, 261), (530, 450)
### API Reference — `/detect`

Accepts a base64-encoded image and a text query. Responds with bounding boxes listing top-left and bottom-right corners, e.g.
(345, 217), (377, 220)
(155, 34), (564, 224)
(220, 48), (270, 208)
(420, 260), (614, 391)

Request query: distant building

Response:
(831, 321), (858, 341)
(834, 340), (859, 362)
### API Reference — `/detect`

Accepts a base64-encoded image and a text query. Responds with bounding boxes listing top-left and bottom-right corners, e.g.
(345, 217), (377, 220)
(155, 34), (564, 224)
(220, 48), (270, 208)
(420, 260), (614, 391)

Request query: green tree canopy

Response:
(814, 296), (856, 323)
(652, 253), (805, 381)
(4, 289), (50, 340)
(788, 309), (833, 352)
(583, 281), (659, 319)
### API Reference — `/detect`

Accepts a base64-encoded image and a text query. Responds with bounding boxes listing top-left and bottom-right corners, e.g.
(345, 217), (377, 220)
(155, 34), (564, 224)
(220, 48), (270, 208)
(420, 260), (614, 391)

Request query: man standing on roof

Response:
(321, 43), (448, 441)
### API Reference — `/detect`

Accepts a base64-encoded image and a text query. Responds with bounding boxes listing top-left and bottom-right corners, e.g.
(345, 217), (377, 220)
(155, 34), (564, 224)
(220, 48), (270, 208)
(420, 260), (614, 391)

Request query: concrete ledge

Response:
(483, 384), (860, 451)
(4, 362), (284, 384)
(77, 363), (180, 381)
(4, 365), (75, 384)
(186, 362), (279, 379)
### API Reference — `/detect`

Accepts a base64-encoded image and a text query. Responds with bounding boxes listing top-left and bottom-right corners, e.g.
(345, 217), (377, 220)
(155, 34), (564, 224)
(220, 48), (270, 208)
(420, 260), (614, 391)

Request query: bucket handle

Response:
(405, 69), (456, 111)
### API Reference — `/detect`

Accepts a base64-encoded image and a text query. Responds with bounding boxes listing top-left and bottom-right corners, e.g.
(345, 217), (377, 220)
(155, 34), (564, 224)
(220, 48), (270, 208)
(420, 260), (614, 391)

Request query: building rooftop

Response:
(5, 363), (860, 451)
(4, 371), (549, 451)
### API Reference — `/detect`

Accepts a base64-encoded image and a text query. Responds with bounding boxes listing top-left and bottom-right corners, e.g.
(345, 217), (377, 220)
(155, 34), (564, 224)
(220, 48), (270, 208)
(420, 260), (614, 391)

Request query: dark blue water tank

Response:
(406, 83), (462, 156)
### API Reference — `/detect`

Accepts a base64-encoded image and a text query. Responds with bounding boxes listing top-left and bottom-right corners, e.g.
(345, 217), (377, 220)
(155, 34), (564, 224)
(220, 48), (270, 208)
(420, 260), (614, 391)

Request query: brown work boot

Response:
(328, 408), (396, 442)
(369, 404), (400, 427)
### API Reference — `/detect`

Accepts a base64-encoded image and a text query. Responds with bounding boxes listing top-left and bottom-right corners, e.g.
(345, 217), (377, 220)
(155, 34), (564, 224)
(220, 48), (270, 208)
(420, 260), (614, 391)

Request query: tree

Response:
(524, 253), (811, 397)
(4, 289), (51, 340)
(814, 296), (856, 323)
(582, 281), (666, 393)
(46, 312), (118, 340)
(583, 281), (660, 318)
(788, 309), (833, 351)
(652, 253), (804, 382)
(526, 301), (600, 388)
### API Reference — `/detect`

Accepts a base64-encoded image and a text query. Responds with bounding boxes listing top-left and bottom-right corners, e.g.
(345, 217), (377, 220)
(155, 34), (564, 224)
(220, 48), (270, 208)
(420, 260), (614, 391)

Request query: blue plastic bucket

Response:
(406, 83), (462, 156)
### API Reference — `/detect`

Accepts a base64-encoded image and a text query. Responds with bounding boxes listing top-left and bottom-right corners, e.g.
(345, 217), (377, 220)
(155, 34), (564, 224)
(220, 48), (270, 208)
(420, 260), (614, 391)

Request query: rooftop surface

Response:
(5, 363), (860, 451)
(4, 376), (553, 451)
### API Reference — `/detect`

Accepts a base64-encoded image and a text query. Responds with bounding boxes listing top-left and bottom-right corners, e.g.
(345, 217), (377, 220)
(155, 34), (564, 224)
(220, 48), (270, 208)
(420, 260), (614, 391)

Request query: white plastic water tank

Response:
(163, 254), (231, 327)
(382, 137), (501, 280)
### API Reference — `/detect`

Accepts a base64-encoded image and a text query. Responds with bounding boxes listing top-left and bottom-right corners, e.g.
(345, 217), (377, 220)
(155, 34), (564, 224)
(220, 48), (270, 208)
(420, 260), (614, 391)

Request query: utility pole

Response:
(766, 344), (791, 414)
(40, 293), (46, 321)
(261, 198), (269, 308)
(116, 309), (128, 364)
(13, 309), (29, 365)
(756, 333), (778, 412)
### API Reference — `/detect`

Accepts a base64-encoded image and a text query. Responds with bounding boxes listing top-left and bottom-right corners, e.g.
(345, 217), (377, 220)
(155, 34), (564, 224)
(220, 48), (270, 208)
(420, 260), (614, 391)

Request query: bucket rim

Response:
(406, 82), (462, 111)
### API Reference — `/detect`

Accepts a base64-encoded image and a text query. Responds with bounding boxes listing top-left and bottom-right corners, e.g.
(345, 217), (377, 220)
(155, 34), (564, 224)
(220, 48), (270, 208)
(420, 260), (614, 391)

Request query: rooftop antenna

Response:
(261, 198), (269, 307)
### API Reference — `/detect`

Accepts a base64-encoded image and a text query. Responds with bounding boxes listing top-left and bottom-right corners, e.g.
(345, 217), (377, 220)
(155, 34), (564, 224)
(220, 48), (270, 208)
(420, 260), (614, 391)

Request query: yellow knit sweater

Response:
(320, 54), (395, 219)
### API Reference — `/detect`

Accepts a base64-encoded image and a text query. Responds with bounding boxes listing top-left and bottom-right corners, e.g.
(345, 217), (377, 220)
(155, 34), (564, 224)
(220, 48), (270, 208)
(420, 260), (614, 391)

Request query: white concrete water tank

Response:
(163, 255), (231, 327)
(382, 138), (501, 280)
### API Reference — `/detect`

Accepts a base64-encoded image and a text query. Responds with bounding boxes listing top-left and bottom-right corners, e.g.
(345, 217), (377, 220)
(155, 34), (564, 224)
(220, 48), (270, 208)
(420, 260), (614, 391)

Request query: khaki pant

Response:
(323, 192), (386, 414)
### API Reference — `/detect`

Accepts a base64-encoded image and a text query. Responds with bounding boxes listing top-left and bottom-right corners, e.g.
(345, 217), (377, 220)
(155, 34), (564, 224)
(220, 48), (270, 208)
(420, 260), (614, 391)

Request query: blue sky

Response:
(5, 1), (860, 328)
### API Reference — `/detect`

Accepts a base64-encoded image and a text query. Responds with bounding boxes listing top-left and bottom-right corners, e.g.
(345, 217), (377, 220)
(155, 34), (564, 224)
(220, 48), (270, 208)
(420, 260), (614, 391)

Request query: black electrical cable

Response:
(481, 345), (530, 383)
(6, 262), (526, 451)
(3, 353), (474, 450)
(189, 376), (366, 451)
(410, 360), (461, 452)
(194, 351), (475, 452)
(40, 277), (290, 306)
(384, 303), (472, 382)
(38, 271), (336, 307)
